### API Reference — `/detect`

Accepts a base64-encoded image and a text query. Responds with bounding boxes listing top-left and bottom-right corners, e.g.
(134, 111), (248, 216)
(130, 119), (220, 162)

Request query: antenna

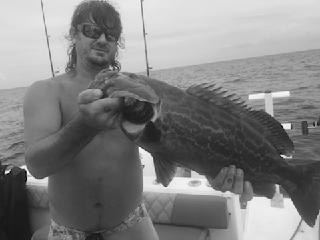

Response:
(40, 0), (55, 77)
(139, 0), (152, 76)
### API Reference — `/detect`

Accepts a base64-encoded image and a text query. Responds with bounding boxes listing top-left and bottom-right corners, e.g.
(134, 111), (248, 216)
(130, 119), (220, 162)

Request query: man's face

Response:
(75, 22), (118, 68)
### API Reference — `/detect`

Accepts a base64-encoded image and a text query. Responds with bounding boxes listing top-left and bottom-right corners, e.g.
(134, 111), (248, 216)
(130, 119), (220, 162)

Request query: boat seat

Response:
(28, 184), (229, 240)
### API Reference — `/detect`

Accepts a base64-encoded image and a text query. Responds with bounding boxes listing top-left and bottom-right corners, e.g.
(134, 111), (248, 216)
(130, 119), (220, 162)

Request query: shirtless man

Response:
(23, 1), (253, 239)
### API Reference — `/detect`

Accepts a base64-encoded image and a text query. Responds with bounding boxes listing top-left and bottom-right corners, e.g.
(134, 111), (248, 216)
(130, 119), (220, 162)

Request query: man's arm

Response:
(23, 80), (120, 179)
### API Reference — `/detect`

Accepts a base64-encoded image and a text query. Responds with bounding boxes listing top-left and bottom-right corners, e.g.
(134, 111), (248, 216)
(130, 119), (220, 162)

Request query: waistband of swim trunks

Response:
(50, 202), (148, 236)
(98, 202), (148, 235)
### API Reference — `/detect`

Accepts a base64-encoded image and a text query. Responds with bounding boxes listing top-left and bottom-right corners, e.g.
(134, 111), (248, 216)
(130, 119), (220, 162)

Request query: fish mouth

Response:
(120, 97), (161, 138)
(122, 97), (155, 124)
(99, 72), (161, 125)
(88, 70), (161, 136)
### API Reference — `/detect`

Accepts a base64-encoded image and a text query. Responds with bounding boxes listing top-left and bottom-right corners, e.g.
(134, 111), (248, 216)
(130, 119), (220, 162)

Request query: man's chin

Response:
(88, 56), (110, 68)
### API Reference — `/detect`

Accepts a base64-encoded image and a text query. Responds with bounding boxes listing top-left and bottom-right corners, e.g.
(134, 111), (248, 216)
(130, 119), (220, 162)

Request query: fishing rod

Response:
(139, 0), (152, 76)
(40, 0), (55, 77)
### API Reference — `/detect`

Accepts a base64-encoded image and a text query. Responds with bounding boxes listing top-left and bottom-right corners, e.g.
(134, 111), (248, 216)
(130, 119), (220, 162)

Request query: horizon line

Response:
(1, 47), (319, 91)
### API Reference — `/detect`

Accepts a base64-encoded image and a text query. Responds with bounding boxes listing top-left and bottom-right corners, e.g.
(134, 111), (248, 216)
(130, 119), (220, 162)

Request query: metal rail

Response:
(139, 0), (151, 76)
(40, 0), (55, 77)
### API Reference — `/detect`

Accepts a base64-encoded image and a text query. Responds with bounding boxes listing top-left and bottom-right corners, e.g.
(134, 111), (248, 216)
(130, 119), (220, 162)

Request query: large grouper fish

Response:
(89, 69), (320, 227)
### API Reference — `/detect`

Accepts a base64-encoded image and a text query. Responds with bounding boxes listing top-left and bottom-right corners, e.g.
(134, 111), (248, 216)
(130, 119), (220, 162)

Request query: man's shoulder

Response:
(24, 74), (72, 106)
(27, 73), (71, 94)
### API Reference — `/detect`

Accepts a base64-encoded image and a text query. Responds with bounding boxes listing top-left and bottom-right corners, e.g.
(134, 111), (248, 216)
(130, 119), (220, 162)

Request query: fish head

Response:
(89, 70), (161, 139)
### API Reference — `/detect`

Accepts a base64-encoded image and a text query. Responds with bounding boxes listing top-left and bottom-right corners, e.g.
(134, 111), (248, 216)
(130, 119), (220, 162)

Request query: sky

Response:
(0, 0), (320, 89)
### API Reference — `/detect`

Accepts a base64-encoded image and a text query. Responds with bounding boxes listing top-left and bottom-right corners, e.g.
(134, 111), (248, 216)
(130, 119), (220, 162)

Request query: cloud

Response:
(1, 0), (320, 89)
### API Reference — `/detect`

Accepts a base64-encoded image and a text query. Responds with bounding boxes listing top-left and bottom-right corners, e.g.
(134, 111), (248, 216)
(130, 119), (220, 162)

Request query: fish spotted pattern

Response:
(88, 70), (320, 227)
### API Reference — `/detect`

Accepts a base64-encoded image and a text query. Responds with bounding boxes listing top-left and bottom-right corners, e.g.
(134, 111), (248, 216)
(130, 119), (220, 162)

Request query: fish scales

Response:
(162, 111), (241, 168)
(89, 71), (320, 227)
(150, 77), (286, 179)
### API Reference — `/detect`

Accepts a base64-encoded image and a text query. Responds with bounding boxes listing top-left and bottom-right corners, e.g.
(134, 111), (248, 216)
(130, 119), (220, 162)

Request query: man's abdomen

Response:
(48, 137), (143, 231)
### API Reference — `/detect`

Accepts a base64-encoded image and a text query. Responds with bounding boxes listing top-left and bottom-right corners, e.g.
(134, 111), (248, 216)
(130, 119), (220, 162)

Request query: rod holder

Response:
(301, 121), (309, 135)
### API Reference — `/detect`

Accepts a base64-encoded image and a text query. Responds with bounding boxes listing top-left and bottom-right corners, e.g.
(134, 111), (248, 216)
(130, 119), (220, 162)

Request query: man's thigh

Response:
(107, 216), (159, 240)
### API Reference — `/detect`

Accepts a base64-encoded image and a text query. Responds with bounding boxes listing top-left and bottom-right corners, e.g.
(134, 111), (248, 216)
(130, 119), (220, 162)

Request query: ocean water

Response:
(0, 49), (319, 166)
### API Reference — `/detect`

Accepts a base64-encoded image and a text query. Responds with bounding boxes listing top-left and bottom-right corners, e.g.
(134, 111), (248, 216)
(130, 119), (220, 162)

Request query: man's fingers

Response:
(78, 89), (102, 104)
(78, 96), (122, 119)
(232, 168), (244, 194)
(106, 111), (122, 128)
(207, 166), (253, 204)
(221, 165), (236, 192)
(240, 181), (254, 203)
(96, 97), (122, 111)
(210, 167), (228, 190)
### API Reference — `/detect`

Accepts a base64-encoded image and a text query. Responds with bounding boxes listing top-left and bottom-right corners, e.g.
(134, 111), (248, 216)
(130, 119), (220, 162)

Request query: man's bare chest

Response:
(57, 80), (135, 148)
(59, 82), (87, 125)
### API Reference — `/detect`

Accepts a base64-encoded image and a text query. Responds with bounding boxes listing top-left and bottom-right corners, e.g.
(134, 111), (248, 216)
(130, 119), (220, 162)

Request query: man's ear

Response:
(69, 26), (79, 42)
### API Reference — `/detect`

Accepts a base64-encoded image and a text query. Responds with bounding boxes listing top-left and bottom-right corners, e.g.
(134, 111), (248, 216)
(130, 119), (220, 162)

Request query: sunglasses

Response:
(78, 23), (118, 42)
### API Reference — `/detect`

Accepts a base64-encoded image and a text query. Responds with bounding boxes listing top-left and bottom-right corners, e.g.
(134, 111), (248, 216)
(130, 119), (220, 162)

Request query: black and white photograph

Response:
(0, 0), (320, 239)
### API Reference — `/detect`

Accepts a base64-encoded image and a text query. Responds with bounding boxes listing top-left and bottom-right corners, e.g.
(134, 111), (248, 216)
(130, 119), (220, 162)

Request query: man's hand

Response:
(207, 165), (254, 205)
(78, 88), (122, 130)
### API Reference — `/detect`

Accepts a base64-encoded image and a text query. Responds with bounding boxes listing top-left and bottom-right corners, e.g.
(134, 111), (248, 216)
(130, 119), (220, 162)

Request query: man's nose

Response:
(96, 33), (108, 43)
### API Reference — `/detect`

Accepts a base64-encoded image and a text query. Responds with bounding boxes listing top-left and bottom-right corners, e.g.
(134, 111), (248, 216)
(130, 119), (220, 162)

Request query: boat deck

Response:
(245, 197), (319, 240)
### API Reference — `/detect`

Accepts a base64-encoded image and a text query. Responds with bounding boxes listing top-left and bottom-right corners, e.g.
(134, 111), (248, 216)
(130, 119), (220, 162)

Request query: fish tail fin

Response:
(281, 161), (320, 227)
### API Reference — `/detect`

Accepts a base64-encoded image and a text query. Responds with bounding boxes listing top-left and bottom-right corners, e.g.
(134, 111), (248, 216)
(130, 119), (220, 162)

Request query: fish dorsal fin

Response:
(186, 83), (250, 114)
(246, 110), (294, 155)
(186, 83), (294, 156)
(152, 154), (178, 187)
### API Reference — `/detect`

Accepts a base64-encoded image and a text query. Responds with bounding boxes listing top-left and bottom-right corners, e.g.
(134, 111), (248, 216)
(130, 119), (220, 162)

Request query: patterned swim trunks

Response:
(48, 203), (150, 240)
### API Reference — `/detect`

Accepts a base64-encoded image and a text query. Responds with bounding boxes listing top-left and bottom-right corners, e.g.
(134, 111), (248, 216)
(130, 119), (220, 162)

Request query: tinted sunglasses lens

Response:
(105, 34), (117, 42)
(82, 25), (101, 39)
(81, 24), (118, 42)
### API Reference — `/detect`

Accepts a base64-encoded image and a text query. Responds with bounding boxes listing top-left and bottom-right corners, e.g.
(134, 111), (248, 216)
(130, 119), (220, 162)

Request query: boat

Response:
(26, 148), (320, 240)
(26, 89), (319, 240)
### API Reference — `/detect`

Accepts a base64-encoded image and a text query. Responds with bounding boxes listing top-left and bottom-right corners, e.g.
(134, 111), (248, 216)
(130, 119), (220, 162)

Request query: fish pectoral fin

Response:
(153, 155), (177, 187)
